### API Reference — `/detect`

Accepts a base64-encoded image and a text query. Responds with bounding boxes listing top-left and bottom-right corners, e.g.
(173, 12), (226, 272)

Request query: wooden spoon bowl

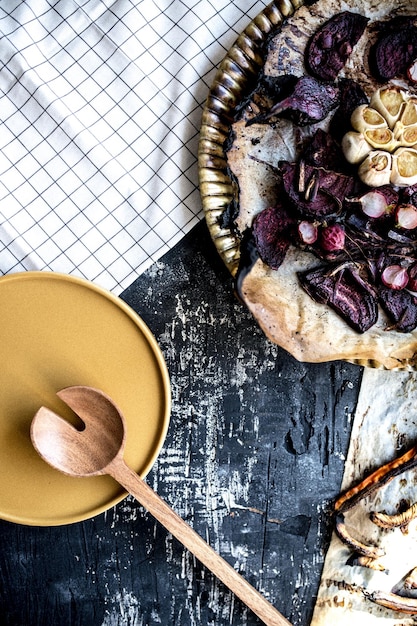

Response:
(31, 386), (126, 477)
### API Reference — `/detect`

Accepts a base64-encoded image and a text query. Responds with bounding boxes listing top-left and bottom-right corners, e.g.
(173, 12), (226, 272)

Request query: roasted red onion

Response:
(357, 190), (391, 218)
(381, 264), (409, 290)
(396, 203), (417, 230)
(319, 224), (345, 251)
(298, 220), (318, 244)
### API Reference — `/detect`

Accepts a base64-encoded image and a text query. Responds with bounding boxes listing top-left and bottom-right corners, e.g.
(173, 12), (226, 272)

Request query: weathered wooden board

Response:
(0, 220), (363, 625)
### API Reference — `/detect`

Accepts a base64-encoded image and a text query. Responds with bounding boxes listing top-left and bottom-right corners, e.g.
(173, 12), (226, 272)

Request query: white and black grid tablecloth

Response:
(0, 0), (268, 293)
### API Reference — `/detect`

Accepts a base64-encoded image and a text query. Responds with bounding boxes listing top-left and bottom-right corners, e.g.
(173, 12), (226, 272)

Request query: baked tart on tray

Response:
(199, 0), (417, 370)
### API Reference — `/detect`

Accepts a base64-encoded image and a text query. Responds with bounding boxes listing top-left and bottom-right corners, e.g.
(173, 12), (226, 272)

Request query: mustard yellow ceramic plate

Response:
(0, 272), (171, 526)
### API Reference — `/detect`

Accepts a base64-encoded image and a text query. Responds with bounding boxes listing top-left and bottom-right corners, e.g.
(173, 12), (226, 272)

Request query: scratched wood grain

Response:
(0, 221), (363, 626)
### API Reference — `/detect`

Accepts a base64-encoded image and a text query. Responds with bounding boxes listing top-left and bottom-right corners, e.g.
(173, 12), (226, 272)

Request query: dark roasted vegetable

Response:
(335, 513), (383, 559)
(302, 128), (348, 172)
(364, 589), (417, 614)
(408, 263), (417, 290)
(402, 182), (417, 208)
(280, 160), (356, 218)
(298, 263), (378, 332)
(236, 74), (299, 121)
(379, 286), (417, 332)
(256, 74), (299, 106)
(247, 76), (340, 127)
(252, 204), (295, 270)
(319, 224), (345, 252)
(334, 442), (417, 584)
(369, 16), (417, 82)
(335, 442), (417, 513)
(370, 502), (417, 531)
(306, 11), (369, 81)
(329, 78), (369, 141)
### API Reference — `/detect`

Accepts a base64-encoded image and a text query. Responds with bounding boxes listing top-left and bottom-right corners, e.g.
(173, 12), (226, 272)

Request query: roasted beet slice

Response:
(401, 182), (417, 206)
(329, 78), (369, 142)
(257, 74), (299, 104)
(306, 12), (369, 82)
(302, 129), (349, 172)
(379, 287), (417, 332)
(252, 204), (295, 270)
(247, 76), (339, 127)
(298, 264), (378, 333)
(236, 74), (298, 120)
(280, 161), (356, 218)
(369, 16), (417, 81)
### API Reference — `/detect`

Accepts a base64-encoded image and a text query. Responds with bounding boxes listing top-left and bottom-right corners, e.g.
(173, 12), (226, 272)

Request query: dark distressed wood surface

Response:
(0, 220), (363, 626)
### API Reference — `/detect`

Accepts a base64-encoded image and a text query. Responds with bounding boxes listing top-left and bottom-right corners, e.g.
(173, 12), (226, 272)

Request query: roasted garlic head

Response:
(342, 86), (417, 187)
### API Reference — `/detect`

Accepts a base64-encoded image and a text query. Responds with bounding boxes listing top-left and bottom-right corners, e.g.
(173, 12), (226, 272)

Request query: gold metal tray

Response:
(199, 0), (304, 275)
(198, 0), (417, 371)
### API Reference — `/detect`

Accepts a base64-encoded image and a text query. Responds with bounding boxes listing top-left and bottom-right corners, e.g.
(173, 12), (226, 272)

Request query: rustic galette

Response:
(226, 0), (417, 369)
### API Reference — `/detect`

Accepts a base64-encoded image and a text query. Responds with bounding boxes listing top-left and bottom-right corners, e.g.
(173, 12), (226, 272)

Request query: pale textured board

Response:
(311, 368), (417, 625)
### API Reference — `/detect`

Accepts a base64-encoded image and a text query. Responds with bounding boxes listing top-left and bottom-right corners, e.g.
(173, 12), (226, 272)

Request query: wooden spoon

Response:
(30, 385), (292, 626)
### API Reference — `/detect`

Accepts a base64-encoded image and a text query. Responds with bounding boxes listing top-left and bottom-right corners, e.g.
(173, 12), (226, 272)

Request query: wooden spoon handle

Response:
(106, 456), (292, 626)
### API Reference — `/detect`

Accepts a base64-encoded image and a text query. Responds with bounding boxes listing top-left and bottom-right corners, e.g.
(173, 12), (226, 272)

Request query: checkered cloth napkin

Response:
(0, 0), (268, 293)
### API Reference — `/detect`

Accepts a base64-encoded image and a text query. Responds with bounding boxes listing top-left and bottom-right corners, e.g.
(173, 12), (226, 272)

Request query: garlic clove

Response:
(350, 105), (387, 133)
(341, 131), (373, 164)
(370, 86), (406, 129)
(358, 151), (392, 187)
(391, 147), (417, 186)
(402, 126), (417, 146)
(364, 127), (397, 151)
(401, 98), (417, 125)
(393, 123), (417, 147)
(393, 100), (417, 144)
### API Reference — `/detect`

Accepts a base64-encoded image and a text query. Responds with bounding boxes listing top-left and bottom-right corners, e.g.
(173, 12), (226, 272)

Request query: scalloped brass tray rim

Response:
(198, 0), (417, 371)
